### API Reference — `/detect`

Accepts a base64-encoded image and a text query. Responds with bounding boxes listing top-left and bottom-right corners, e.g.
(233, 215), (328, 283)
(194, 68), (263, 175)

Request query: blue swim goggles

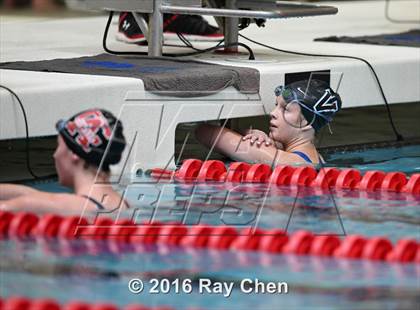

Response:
(274, 85), (296, 102)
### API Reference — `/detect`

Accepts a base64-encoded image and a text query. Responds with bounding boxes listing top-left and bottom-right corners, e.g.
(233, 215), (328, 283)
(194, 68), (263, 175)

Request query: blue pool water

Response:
(1, 144), (419, 309)
(324, 144), (420, 175)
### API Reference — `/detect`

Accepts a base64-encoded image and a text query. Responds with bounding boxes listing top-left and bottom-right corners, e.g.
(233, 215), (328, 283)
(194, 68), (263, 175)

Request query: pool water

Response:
(1, 144), (419, 309)
(324, 144), (420, 175)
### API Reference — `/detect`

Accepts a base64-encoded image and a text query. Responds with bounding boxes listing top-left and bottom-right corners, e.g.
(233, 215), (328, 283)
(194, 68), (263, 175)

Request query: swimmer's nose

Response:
(270, 112), (277, 120)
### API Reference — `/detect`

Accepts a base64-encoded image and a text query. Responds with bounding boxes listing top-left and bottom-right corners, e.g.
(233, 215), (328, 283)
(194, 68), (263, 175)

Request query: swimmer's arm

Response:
(195, 124), (306, 165)
(0, 193), (99, 214)
(0, 184), (39, 201)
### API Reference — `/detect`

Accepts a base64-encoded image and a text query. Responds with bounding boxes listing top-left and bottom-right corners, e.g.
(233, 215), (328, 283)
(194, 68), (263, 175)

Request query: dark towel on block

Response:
(0, 53), (260, 97)
(315, 29), (420, 48)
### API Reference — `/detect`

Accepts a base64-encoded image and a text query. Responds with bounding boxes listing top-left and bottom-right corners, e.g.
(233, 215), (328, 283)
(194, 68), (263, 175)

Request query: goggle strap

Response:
(296, 101), (332, 122)
(275, 85), (333, 123)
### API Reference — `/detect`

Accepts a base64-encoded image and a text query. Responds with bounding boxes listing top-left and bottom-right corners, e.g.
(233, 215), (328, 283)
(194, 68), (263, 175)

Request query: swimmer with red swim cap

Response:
(195, 79), (342, 165)
(0, 109), (129, 213)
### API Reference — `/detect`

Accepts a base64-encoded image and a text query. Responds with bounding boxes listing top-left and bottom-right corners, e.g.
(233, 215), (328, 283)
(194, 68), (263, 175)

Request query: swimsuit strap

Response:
(81, 195), (131, 210)
(81, 195), (105, 210)
(292, 151), (313, 164)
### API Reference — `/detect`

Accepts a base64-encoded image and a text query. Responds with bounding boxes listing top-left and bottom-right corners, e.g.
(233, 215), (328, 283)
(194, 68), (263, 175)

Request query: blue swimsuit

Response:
(82, 195), (130, 210)
(292, 151), (314, 164)
(82, 195), (105, 210)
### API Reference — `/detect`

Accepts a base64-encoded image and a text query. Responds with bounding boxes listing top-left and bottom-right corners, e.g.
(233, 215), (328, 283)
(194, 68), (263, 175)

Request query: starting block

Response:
(66, 0), (338, 56)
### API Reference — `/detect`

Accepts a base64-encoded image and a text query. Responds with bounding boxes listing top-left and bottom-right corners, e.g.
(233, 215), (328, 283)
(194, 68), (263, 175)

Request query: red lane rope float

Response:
(311, 168), (340, 189)
(108, 220), (137, 243)
(175, 159), (202, 180)
(358, 170), (386, 192)
(206, 226), (238, 249)
(0, 211), (14, 237)
(333, 235), (367, 259)
(58, 216), (89, 239)
(180, 225), (213, 247)
(196, 160), (226, 182)
(3, 296), (31, 310)
(259, 229), (288, 253)
(1, 212), (418, 264)
(386, 239), (418, 263)
(230, 228), (264, 250)
(310, 235), (341, 256)
(290, 167), (317, 186)
(152, 159), (420, 196)
(130, 222), (162, 244)
(28, 298), (61, 310)
(244, 164), (272, 183)
(61, 301), (91, 310)
(82, 217), (114, 240)
(8, 212), (39, 238)
(35, 214), (64, 238)
(282, 230), (314, 255)
(157, 224), (188, 246)
(361, 237), (393, 260)
(403, 173), (420, 195)
(381, 172), (407, 192)
(334, 168), (361, 190)
(1, 297), (174, 310)
(269, 166), (295, 185)
(226, 162), (251, 182)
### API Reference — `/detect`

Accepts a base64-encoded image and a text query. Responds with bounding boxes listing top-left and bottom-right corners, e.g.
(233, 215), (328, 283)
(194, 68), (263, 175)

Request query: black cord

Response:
(103, 12), (255, 60)
(174, 41), (255, 59)
(0, 85), (40, 179)
(103, 12), (146, 56)
(177, 33), (196, 50)
(385, 0), (420, 24)
(239, 33), (404, 142)
(176, 32), (225, 52)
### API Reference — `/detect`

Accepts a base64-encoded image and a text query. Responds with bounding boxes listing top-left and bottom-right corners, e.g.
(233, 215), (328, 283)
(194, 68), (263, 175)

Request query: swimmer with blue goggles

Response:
(195, 79), (342, 166)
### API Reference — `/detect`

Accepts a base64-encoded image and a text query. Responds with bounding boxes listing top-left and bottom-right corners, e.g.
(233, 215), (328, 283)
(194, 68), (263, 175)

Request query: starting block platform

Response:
(66, 0), (338, 56)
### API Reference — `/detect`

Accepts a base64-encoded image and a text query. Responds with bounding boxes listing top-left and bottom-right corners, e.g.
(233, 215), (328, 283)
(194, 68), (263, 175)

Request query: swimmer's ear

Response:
(70, 152), (82, 164)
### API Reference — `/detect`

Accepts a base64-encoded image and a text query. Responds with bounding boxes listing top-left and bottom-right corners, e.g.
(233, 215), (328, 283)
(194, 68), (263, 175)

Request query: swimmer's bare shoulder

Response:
(235, 142), (314, 165)
(0, 192), (106, 214)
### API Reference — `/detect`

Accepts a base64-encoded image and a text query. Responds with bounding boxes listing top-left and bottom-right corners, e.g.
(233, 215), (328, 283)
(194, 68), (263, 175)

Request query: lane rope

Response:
(148, 159), (420, 195)
(0, 296), (175, 310)
(0, 211), (418, 264)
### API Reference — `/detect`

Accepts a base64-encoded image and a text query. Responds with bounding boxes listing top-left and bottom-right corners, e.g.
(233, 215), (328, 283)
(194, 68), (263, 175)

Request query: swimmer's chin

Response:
(269, 132), (284, 150)
(275, 141), (284, 150)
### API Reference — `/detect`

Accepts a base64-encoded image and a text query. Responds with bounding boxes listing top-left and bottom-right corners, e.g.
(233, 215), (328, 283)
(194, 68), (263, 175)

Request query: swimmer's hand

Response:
(0, 202), (10, 211)
(242, 130), (272, 147)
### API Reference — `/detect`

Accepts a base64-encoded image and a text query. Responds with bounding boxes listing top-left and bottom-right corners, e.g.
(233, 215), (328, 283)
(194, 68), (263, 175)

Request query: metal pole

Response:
(148, 0), (163, 57)
(160, 5), (338, 19)
(224, 0), (239, 53)
(133, 12), (149, 41)
(205, 0), (225, 32)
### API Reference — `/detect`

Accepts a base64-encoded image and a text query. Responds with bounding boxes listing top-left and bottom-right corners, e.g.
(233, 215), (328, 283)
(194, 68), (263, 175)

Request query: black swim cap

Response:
(56, 109), (126, 170)
(276, 79), (342, 131)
